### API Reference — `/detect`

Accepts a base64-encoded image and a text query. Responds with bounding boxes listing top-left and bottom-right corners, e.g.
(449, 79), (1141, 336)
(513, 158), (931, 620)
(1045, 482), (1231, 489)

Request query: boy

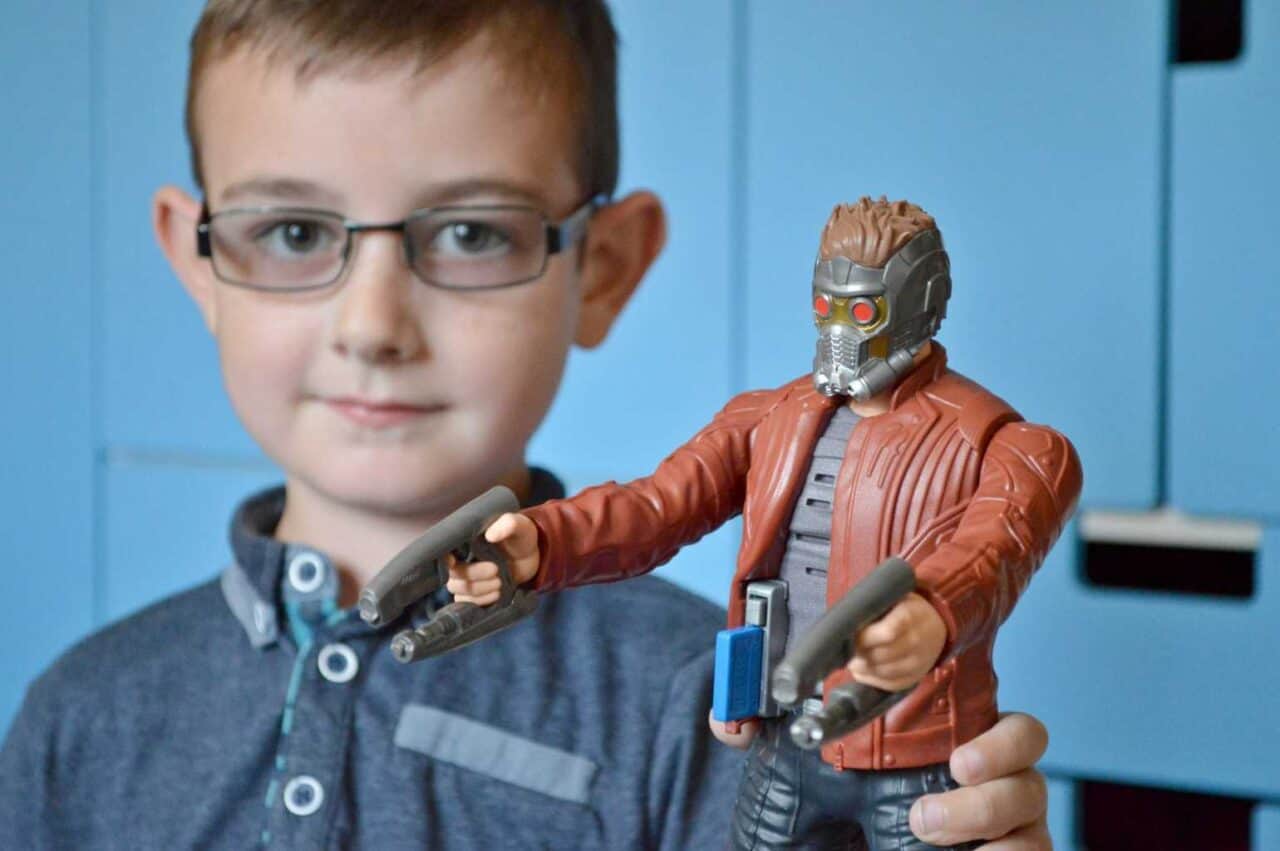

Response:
(0, 2), (1050, 848)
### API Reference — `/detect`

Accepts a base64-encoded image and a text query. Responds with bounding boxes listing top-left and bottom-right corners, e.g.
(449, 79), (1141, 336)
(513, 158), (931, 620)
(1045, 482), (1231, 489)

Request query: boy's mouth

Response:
(324, 396), (443, 429)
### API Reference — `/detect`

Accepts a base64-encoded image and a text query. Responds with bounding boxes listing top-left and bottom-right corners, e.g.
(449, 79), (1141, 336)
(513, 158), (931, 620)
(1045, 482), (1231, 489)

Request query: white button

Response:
(287, 552), (326, 594)
(283, 775), (324, 817)
(317, 642), (359, 684)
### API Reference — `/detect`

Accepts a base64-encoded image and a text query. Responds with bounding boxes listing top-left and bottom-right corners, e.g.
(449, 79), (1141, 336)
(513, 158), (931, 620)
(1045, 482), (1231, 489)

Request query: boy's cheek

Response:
(441, 304), (572, 395)
(214, 303), (318, 385)
(215, 322), (317, 437)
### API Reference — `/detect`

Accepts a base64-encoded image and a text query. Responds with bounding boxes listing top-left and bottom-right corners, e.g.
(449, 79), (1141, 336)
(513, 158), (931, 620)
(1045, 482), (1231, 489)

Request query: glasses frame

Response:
(195, 194), (605, 292)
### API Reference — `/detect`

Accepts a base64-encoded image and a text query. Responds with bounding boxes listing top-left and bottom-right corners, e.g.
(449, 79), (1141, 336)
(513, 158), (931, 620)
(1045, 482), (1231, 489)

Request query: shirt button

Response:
(318, 642), (359, 684)
(883, 754), (896, 766)
(283, 775), (325, 817)
(287, 552), (326, 594)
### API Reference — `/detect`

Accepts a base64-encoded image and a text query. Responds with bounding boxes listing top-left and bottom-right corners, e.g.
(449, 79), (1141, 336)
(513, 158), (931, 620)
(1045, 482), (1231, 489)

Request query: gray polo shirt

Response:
(0, 471), (741, 849)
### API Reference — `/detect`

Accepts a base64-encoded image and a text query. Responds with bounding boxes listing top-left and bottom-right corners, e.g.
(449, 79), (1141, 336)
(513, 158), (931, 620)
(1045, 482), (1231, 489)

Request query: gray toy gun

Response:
(770, 556), (918, 750)
(357, 485), (537, 663)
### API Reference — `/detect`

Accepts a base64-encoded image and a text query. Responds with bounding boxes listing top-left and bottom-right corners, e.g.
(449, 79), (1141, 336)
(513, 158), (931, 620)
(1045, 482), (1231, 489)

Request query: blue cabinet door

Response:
(99, 1), (246, 456)
(742, 2), (1167, 512)
(1169, 0), (1280, 520)
(997, 524), (1280, 799)
(0, 3), (95, 730)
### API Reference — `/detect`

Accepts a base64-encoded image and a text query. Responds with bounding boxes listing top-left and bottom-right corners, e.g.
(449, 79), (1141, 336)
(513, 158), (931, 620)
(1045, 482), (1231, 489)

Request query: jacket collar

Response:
(888, 342), (948, 411)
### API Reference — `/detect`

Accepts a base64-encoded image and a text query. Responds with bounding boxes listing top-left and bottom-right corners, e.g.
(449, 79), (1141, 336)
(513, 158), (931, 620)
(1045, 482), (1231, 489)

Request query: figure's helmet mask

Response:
(812, 227), (951, 400)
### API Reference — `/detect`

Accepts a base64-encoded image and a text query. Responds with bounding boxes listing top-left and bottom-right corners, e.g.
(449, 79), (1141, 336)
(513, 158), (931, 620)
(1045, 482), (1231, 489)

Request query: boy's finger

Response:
(975, 821), (1052, 851)
(707, 711), (759, 750)
(951, 712), (1049, 785)
(908, 771), (1047, 847)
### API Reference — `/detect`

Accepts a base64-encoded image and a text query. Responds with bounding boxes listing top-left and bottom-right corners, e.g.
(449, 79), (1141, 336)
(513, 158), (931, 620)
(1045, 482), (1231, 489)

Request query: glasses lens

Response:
(209, 210), (347, 289)
(406, 206), (546, 288)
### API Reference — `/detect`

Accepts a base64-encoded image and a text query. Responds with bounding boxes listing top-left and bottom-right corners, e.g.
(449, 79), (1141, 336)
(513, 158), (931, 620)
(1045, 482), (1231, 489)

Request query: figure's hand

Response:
(909, 712), (1051, 849)
(846, 592), (946, 692)
(707, 712), (760, 750)
(445, 512), (540, 605)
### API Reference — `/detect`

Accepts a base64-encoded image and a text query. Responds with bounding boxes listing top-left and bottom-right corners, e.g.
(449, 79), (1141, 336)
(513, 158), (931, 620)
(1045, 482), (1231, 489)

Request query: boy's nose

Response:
(332, 235), (425, 364)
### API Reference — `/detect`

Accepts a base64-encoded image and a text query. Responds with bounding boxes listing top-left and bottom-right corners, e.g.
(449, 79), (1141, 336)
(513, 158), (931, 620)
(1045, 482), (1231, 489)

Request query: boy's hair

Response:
(185, 0), (619, 199)
(818, 196), (936, 267)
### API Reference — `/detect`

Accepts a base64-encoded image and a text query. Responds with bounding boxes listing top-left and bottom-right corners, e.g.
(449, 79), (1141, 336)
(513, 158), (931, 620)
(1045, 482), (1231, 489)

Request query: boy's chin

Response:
(298, 462), (498, 520)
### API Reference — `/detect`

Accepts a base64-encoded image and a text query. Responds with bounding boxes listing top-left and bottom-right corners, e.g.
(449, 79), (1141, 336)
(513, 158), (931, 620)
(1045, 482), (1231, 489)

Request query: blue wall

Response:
(3, 2), (1276, 847)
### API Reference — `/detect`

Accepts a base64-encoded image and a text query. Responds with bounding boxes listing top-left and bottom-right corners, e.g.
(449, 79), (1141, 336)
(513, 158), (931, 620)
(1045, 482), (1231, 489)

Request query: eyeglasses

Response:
(196, 196), (603, 292)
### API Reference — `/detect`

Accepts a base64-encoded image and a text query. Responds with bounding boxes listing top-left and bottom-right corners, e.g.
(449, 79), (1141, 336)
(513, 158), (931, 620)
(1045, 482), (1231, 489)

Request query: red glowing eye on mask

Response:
(851, 299), (877, 324)
(814, 294), (832, 318)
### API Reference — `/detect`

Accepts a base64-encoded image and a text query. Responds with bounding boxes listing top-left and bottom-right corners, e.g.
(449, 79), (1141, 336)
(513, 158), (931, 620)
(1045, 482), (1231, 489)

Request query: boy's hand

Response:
(446, 512), (540, 605)
(708, 713), (760, 750)
(910, 712), (1051, 849)
(846, 592), (946, 692)
(709, 711), (1051, 848)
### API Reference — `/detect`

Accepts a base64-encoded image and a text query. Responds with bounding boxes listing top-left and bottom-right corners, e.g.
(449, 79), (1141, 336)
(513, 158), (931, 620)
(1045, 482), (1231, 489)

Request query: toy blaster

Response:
(357, 485), (537, 663)
(772, 556), (918, 750)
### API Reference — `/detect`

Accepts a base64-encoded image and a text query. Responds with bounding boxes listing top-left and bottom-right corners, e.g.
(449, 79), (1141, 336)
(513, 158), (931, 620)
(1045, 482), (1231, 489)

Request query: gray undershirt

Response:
(777, 404), (861, 652)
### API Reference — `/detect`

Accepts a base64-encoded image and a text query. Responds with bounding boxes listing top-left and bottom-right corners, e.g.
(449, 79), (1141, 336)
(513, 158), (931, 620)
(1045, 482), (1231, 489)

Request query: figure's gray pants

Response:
(730, 718), (980, 851)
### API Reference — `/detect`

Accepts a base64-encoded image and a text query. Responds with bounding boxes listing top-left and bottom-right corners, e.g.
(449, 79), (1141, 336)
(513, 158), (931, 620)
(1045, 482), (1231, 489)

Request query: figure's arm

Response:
(448, 388), (779, 603)
(523, 390), (775, 593)
(912, 422), (1082, 661)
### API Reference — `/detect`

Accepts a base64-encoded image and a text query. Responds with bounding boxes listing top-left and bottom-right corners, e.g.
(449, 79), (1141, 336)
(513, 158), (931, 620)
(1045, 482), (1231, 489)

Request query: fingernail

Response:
(913, 798), (945, 835)
(955, 745), (984, 781)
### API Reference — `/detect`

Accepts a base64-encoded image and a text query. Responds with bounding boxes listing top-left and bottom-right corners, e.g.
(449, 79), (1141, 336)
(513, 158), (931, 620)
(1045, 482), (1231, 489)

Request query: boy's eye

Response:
(253, 218), (343, 257)
(430, 220), (512, 256)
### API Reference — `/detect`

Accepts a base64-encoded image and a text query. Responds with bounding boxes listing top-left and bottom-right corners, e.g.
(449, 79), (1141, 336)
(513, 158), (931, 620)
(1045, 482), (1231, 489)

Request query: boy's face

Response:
(158, 43), (649, 519)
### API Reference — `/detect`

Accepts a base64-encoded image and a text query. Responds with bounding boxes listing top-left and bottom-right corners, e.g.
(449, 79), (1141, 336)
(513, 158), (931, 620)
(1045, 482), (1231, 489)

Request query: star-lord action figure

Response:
(450, 197), (1082, 850)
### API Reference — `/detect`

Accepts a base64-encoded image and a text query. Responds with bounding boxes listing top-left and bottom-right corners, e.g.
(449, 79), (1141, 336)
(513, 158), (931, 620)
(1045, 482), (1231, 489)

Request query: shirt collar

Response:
(220, 469), (566, 649)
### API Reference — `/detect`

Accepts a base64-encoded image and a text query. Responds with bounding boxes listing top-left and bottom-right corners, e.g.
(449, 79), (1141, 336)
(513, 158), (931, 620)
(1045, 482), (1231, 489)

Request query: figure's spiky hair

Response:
(818, 196), (936, 267)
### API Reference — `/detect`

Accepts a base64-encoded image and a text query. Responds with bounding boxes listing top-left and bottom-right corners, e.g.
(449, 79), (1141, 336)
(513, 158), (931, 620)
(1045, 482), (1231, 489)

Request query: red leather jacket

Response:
(526, 345), (1082, 769)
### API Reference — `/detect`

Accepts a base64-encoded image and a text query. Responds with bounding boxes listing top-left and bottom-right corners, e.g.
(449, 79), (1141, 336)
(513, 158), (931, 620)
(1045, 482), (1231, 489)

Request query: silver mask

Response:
(811, 228), (951, 400)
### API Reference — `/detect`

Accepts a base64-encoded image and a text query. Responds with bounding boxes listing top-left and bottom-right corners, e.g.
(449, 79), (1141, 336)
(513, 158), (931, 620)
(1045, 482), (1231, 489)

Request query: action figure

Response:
(434, 197), (1082, 850)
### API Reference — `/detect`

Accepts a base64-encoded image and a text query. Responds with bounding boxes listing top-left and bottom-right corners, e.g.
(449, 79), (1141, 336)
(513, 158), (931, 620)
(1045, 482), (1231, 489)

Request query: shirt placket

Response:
(259, 545), (371, 848)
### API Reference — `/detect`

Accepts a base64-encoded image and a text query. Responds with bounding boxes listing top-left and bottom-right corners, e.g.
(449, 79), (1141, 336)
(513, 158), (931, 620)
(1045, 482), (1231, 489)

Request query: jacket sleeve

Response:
(912, 421), (1083, 660)
(525, 389), (781, 593)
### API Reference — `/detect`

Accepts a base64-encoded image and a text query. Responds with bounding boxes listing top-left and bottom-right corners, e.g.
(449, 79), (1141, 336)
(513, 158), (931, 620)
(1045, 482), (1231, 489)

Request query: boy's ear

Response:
(574, 190), (667, 349)
(153, 185), (219, 334)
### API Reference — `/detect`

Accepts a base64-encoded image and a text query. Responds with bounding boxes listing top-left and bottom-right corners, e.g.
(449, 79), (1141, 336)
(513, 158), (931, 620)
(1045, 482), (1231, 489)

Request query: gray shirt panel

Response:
(777, 405), (861, 652)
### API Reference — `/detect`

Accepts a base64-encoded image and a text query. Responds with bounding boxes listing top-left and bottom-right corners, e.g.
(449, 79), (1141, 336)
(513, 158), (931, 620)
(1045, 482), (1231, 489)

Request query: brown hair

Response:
(818, 196), (936, 267)
(184, 0), (619, 197)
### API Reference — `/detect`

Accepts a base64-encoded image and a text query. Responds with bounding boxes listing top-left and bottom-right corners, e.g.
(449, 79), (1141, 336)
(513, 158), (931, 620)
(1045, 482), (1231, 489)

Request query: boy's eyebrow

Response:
(218, 177), (344, 207)
(413, 178), (555, 211)
(217, 176), (559, 212)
